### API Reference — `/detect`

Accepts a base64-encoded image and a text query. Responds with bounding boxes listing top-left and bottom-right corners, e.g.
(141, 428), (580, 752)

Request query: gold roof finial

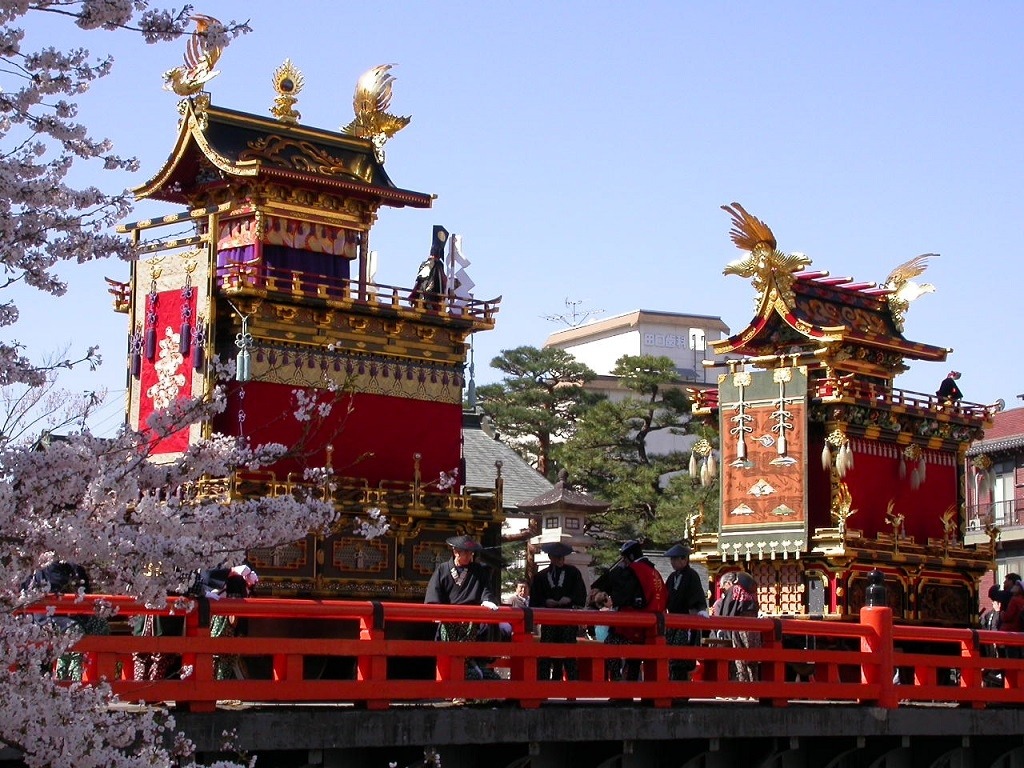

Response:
(882, 253), (937, 332)
(341, 64), (411, 164)
(163, 14), (224, 97)
(270, 59), (304, 124)
(721, 202), (812, 311)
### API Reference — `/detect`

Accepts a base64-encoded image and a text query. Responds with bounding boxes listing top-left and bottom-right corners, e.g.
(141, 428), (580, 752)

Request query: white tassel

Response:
(846, 444), (854, 470)
(899, 457), (906, 479)
(777, 433), (787, 456)
(821, 443), (832, 471)
(910, 467), (921, 490)
(736, 435), (747, 461)
(707, 453), (717, 479)
(836, 444), (852, 478)
(689, 452), (698, 477)
(918, 456), (926, 483)
(700, 461), (710, 487)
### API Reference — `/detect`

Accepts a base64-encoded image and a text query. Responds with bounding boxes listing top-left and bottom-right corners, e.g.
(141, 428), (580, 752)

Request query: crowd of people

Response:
(424, 534), (763, 689)
(23, 559), (259, 683)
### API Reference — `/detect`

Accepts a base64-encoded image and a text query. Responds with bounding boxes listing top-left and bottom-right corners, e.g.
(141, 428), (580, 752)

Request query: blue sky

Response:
(17, 2), (1024, 435)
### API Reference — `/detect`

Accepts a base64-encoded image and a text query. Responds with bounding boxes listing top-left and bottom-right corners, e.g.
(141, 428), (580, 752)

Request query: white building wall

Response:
(559, 331), (640, 376)
(545, 310), (730, 459)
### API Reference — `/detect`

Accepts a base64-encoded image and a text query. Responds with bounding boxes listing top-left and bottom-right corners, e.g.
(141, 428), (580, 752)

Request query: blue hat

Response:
(620, 540), (644, 558)
(665, 544), (692, 559)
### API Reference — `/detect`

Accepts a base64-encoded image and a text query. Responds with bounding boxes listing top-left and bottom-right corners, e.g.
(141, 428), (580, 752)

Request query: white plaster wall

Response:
(559, 331), (640, 375)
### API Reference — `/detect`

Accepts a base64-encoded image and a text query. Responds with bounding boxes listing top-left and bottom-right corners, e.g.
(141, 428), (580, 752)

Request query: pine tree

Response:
(477, 346), (601, 478)
(554, 354), (718, 560)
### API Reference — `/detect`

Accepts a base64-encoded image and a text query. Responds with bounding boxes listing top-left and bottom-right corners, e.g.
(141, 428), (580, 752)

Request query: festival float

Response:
(111, 28), (502, 599)
(689, 203), (1000, 626)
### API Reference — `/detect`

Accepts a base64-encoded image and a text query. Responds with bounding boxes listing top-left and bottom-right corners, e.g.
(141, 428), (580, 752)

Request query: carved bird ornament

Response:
(163, 15), (223, 97)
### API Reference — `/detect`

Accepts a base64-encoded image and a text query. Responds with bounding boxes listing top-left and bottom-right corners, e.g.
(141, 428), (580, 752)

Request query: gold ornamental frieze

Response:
(247, 346), (464, 405)
(239, 135), (375, 183)
(240, 300), (470, 362)
(203, 185), (373, 231)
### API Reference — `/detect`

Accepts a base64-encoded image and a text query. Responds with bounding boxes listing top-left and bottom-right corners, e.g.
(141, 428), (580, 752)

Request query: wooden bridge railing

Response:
(20, 595), (1024, 711)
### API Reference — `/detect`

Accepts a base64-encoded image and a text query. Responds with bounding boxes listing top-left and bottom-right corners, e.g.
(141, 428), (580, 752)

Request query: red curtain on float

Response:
(214, 382), (463, 486)
(845, 446), (958, 542)
(137, 288), (195, 455)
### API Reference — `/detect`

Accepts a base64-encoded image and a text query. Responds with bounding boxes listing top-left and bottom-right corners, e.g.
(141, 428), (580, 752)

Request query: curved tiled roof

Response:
(462, 412), (553, 510)
(967, 407), (1024, 456)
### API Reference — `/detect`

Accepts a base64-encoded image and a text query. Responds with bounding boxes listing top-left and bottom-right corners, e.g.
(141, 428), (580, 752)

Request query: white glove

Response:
(698, 610), (709, 618)
(481, 600), (499, 611)
(204, 589), (222, 600)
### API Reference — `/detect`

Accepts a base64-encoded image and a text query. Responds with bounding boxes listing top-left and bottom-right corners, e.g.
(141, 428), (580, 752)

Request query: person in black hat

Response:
(936, 370), (963, 404)
(425, 534), (499, 684)
(529, 541), (587, 681)
(410, 225), (449, 308)
(596, 540), (667, 681)
(664, 543), (708, 680)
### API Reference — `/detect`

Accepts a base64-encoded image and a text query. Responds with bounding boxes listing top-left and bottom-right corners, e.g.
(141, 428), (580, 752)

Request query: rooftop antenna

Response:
(543, 298), (604, 328)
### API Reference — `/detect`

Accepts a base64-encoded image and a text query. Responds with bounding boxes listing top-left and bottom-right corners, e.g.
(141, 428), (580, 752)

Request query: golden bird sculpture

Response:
(341, 64), (411, 163)
(721, 203), (811, 310)
(883, 253), (937, 332)
(163, 14), (223, 97)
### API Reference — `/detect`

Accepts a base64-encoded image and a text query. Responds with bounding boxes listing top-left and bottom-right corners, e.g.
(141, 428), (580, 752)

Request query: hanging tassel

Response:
(236, 348), (251, 382)
(689, 451), (698, 477)
(918, 456), (926, 483)
(836, 444), (851, 478)
(846, 444), (854, 470)
(910, 466), (921, 491)
(144, 324), (156, 361)
(736, 435), (747, 461)
(700, 460), (710, 487)
(777, 433), (787, 456)
(899, 456), (906, 479)
(235, 317), (253, 382)
(180, 321), (191, 357)
(180, 274), (194, 355)
(131, 350), (141, 378)
(821, 442), (832, 471)
(707, 453), (717, 479)
(192, 322), (205, 370)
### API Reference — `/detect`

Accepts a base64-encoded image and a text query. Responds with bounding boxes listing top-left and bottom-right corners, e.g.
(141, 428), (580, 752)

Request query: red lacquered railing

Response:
(20, 595), (1024, 711)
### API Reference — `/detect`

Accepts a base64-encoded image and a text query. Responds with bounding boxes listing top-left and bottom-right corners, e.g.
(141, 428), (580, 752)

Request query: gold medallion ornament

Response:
(271, 59), (304, 124)
(163, 14), (224, 97)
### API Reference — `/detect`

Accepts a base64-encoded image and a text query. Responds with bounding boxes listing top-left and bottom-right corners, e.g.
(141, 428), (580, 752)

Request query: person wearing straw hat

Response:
(529, 541), (587, 681)
(664, 543), (707, 680)
(425, 535), (499, 685)
(598, 539), (667, 681)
